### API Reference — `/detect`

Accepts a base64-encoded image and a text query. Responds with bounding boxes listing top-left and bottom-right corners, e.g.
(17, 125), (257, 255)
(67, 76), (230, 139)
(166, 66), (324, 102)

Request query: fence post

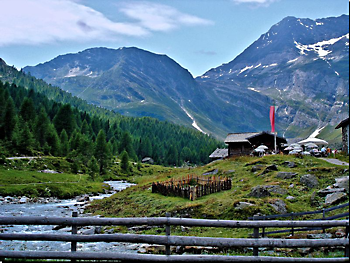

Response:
(253, 215), (259, 257)
(166, 212), (171, 256)
(322, 209), (326, 233)
(291, 212), (295, 236)
(345, 225), (349, 257)
(71, 211), (78, 263)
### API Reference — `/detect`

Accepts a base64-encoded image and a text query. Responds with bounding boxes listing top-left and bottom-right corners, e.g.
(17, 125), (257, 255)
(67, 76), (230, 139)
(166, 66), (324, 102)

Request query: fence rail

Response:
(0, 214), (349, 262)
(248, 202), (349, 237)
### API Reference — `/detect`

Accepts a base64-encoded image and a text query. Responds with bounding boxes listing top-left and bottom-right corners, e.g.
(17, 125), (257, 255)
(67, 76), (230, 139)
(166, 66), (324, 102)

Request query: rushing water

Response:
(0, 181), (136, 252)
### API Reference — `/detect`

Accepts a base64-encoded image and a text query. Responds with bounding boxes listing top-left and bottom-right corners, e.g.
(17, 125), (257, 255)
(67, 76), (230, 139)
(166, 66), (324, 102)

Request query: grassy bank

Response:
(0, 157), (108, 198)
(86, 155), (349, 238)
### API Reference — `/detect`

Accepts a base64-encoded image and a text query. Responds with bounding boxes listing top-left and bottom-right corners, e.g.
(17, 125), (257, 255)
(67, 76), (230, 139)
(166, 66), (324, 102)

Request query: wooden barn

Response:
(335, 117), (349, 155)
(209, 148), (229, 161)
(224, 132), (259, 156)
(225, 131), (287, 157)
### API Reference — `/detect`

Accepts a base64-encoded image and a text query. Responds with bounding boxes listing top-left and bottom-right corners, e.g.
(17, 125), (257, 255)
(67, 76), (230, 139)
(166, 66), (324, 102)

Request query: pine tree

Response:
(60, 130), (69, 156)
(119, 131), (136, 160)
(19, 97), (36, 124)
(34, 107), (50, 148)
(53, 104), (76, 136)
(120, 150), (130, 174)
(3, 98), (17, 139)
(46, 124), (61, 156)
(88, 156), (99, 181)
(94, 130), (110, 175)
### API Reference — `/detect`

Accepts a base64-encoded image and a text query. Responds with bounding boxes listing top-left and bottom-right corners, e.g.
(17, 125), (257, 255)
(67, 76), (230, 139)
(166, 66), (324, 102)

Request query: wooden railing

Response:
(0, 213), (349, 262)
(248, 203), (349, 237)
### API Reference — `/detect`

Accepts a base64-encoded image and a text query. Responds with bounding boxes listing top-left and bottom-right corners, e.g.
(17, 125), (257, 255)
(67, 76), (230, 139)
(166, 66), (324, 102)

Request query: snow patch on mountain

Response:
(181, 107), (206, 134)
(294, 34), (349, 58)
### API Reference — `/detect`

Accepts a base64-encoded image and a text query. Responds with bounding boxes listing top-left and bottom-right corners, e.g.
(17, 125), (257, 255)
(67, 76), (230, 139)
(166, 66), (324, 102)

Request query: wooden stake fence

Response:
(152, 175), (232, 200)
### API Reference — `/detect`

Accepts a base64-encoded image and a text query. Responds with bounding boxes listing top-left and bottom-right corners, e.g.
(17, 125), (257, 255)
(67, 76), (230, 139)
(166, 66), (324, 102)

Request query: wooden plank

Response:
(0, 217), (348, 228)
(1, 233), (348, 248)
(0, 251), (348, 262)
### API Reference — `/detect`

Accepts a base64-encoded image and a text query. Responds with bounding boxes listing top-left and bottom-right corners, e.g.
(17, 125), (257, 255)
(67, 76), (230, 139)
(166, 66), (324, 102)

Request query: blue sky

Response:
(0, 0), (348, 77)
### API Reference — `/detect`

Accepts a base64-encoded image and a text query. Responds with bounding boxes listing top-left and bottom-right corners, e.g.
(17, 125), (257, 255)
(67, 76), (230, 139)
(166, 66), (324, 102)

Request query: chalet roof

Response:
(209, 148), (229, 159)
(247, 131), (287, 144)
(335, 117), (349, 129)
(224, 133), (260, 144)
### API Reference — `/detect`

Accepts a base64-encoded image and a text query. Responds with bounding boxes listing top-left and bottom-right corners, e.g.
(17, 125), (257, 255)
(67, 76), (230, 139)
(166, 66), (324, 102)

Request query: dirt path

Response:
(320, 158), (349, 166)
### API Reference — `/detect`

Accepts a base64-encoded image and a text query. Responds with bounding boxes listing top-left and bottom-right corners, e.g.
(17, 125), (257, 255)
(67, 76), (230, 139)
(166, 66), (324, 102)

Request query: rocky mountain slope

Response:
(199, 15), (349, 138)
(23, 15), (349, 140)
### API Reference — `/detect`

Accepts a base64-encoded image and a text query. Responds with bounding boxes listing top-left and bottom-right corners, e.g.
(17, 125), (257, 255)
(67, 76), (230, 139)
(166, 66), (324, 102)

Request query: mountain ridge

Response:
(23, 14), (349, 141)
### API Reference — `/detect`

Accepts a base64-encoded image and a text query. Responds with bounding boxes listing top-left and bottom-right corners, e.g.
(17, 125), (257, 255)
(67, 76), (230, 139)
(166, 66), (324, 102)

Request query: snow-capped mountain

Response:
(23, 15), (349, 140)
(198, 15), (349, 138)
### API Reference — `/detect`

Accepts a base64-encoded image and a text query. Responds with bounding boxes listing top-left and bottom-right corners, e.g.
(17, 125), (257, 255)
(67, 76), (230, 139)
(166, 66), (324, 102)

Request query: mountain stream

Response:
(0, 181), (136, 253)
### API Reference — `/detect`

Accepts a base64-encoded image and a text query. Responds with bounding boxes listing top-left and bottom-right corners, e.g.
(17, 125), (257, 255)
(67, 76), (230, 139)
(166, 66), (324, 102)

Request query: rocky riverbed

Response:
(0, 181), (137, 253)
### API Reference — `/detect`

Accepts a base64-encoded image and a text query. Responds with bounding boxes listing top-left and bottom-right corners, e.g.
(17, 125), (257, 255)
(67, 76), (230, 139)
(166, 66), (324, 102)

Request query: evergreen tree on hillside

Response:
(94, 130), (110, 175)
(34, 107), (51, 148)
(119, 131), (137, 160)
(19, 97), (36, 124)
(12, 119), (35, 155)
(120, 150), (130, 174)
(3, 98), (17, 140)
(53, 104), (76, 136)
(60, 129), (69, 156)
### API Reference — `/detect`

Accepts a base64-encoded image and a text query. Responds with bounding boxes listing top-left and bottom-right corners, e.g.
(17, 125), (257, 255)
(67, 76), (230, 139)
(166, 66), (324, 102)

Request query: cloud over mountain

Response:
(0, 0), (213, 46)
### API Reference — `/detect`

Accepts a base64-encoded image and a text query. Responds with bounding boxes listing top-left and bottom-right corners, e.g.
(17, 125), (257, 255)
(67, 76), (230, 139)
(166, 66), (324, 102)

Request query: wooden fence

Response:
(248, 203), (349, 237)
(0, 213), (349, 262)
(152, 175), (232, 201)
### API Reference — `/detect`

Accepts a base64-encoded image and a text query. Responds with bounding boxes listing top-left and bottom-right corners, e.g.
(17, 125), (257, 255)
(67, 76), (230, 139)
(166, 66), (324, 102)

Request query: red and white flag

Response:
(270, 106), (275, 133)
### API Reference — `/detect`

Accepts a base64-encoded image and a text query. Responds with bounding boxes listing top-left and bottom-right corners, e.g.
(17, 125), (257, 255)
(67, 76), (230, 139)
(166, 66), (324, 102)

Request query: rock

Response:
(19, 196), (29, 204)
(249, 186), (271, 198)
(289, 184), (294, 188)
(203, 169), (218, 176)
(260, 164), (278, 175)
(283, 161), (297, 168)
(334, 176), (349, 192)
(128, 225), (153, 232)
(181, 226), (191, 232)
(317, 188), (346, 197)
(80, 227), (95, 235)
(251, 165), (264, 172)
(40, 169), (59, 174)
(269, 199), (287, 214)
(307, 233), (332, 239)
(324, 192), (347, 206)
(138, 244), (165, 254)
(266, 185), (288, 195)
(286, 196), (296, 201)
(234, 202), (255, 210)
(127, 244), (140, 250)
(335, 229), (346, 238)
(277, 172), (297, 179)
(300, 174), (319, 189)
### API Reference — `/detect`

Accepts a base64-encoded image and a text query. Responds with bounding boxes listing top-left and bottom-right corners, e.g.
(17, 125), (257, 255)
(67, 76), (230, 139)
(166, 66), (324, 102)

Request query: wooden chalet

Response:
(335, 117), (349, 155)
(225, 131), (287, 157)
(209, 148), (229, 160)
(247, 131), (287, 152)
(224, 132), (259, 156)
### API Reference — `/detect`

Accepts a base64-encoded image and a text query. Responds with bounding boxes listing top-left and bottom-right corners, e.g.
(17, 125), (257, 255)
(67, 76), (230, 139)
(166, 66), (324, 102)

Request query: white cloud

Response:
(119, 2), (214, 32)
(0, 0), (213, 47)
(232, 0), (279, 6)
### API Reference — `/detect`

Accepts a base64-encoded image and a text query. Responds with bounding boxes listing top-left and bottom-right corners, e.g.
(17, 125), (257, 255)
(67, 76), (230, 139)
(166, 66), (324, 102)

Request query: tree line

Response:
(0, 80), (222, 176)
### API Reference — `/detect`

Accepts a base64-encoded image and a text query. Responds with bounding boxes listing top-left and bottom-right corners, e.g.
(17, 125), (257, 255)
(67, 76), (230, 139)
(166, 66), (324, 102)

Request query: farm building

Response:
(335, 117), (349, 155)
(225, 131), (287, 157)
(209, 148), (229, 161)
